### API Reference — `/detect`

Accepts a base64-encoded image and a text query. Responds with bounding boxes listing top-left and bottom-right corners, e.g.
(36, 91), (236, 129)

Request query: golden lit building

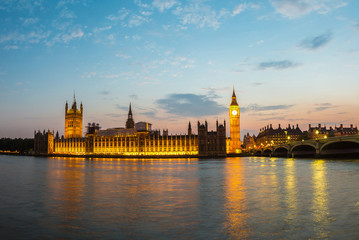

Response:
(35, 91), (235, 157)
(65, 94), (83, 139)
(228, 88), (241, 153)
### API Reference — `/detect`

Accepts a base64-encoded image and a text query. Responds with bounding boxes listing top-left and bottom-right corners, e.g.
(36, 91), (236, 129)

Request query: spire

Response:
(73, 90), (76, 103)
(129, 103), (132, 116)
(231, 87), (238, 106)
(188, 121), (192, 135)
(126, 103), (135, 129)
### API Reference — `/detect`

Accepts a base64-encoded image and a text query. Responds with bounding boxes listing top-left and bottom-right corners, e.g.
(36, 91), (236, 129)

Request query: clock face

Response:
(231, 110), (238, 116)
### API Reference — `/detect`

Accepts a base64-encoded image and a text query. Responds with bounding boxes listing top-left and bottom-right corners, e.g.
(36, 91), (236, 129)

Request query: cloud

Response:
(93, 26), (112, 33)
(99, 90), (110, 95)
(141, 110), (157, 118)
(106, 8), (149, 28)
(200, 86), (230, 99)
(252, 82), (263, 86)
(0, 0), (44, 12)
(106, 8), (130, 22)
(314, 103), (337, 111)
(81, 72), (96, 78)
(173, 2), (229, 29)
(62, 28), (84, 42)
(156, 93), (227, 117)
(128, 14), (149, 27)
(260, 116), (287, 121)
(116, 104), (129, 111)
(0, 31), (50, 44)
(59, 7), (76, 19)
(105, 113), (122, 118)
(23, 17), (39, 26)
(4, 45), (19, 50)
(270, 0), (348, 19)
(129, 94), (138, 100)
(258, 60), (299, 70)
(115, 53), (131, 59)
(232, 4), (247, 16)
(152, 0), (178, 12)
(242, 104), (294, 113)
(299, 31), (332, 50)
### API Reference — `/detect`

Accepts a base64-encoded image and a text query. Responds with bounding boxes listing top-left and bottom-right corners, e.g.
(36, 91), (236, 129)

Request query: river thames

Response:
(0, 155), (359, 239)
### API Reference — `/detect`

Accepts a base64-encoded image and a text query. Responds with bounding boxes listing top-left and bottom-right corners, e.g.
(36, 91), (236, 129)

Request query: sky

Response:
(0, 0), (359, 139)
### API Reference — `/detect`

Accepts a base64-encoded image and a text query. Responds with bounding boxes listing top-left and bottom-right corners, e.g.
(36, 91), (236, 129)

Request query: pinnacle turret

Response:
(231, 87), (238, 106)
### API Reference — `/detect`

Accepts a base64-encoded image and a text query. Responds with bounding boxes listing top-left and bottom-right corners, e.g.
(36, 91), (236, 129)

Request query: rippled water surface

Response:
(1, 155), (359, 239)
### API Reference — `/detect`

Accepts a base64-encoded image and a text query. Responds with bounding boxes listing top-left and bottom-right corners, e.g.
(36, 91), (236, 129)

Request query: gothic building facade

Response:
(65, 94), (83, 139)
(34, 90), (238, 157)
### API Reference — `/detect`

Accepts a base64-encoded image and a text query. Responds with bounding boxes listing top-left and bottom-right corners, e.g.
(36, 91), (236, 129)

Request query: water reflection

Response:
(2, 155), (359, 239)
(224, 159), (250, 238)
(46, 158), (201, 238)
(285, 158), (297, 222)
(312, 160), (329, 239)
(47, 158), (86, 234)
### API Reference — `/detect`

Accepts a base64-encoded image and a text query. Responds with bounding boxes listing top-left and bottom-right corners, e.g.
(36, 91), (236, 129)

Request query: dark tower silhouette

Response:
(188, 121), (192, 135)
(126, 103), (135, 129)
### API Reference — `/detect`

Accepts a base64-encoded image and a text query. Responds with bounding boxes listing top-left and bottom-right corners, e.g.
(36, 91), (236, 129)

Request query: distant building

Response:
(243, 133), (256, 150)
(334, 124), (358, 136)
(306, 124), (358, 139)
(135, 122), (152, 132)
(255, 124), (303, 147)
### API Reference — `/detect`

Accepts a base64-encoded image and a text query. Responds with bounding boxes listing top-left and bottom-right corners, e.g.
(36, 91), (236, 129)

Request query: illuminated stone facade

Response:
(35, 95), (233, 156)
(65, 95), (83, 139)
(228, 88), (241, 153)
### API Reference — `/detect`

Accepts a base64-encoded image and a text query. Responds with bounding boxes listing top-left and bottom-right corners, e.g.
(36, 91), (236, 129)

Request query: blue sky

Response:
(0, 0), (358, 138)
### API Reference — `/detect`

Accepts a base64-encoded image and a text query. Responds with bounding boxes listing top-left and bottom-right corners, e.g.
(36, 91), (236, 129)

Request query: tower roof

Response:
(126, 103), (135, 129)
(231, 88), (238, 106)
(128, 103), (132, 115)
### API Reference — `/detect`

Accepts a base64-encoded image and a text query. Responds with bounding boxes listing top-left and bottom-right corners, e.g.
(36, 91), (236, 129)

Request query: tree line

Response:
(0, 138), (34, 154)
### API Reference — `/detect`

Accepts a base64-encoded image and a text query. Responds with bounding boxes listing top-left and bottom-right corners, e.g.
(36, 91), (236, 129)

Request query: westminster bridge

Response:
(247, 135), (359, 158)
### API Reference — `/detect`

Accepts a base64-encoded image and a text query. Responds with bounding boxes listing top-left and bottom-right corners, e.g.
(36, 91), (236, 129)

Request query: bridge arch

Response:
(291, 144), (316, 158)
(262, 148), (272, 157)
(272, 147), (288, 157)
(320, 140), (359, 157)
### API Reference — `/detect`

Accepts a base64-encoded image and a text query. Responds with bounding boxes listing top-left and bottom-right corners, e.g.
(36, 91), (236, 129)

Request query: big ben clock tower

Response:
(229, 88), (240, 153)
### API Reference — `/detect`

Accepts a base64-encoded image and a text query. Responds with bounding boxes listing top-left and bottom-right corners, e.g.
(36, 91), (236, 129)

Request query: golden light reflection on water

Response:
(224, 160), (250, 238)
(285, 158), (297, 221)
(312, 160), (329, 239)
(46, 157), (201, 236)
(47, 159), (86, 231)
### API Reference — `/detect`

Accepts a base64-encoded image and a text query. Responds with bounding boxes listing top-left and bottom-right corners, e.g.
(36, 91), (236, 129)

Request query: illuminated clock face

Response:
(231, 110), (238, 116)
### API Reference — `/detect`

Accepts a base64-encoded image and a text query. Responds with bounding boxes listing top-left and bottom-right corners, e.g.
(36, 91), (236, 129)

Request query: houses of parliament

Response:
(34, 90), (241, 157)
